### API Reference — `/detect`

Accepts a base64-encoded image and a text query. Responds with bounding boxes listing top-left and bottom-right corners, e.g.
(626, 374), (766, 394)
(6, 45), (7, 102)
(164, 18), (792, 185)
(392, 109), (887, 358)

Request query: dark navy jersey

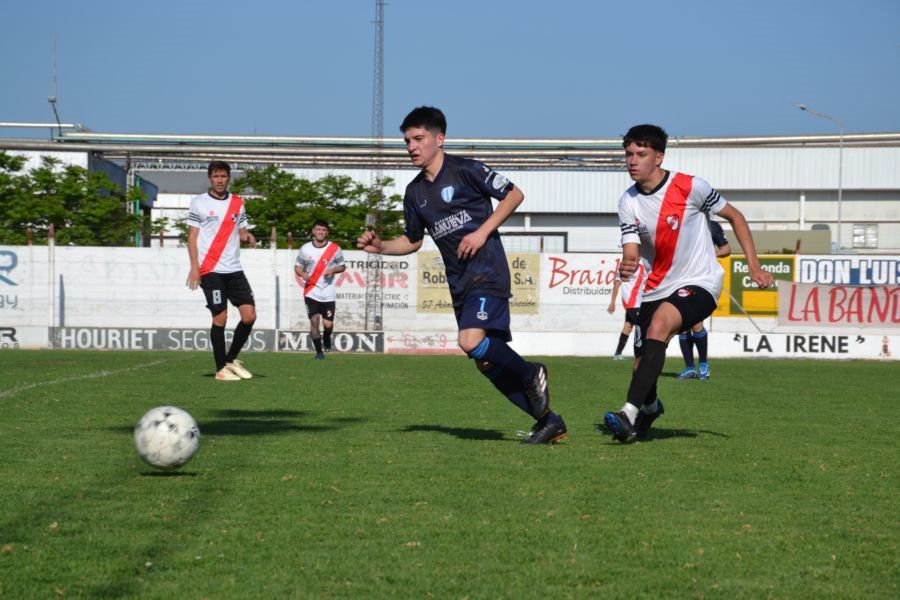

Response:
(709, 220), (728, 248)
(403, 154), (514, 305)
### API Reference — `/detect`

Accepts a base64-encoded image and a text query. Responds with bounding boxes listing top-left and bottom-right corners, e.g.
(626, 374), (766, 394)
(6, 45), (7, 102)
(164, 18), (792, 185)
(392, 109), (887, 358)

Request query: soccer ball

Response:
(133, 406), (200, 470)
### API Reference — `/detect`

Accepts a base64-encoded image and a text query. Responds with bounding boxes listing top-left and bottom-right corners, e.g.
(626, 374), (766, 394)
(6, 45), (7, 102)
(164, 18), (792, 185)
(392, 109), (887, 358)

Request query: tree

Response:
(231, 167), (404, 249)
(0, 151), (143, 245)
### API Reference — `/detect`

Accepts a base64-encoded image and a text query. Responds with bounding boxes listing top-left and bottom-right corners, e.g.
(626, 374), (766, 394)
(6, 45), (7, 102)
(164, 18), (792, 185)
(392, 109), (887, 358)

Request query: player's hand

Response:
(457, 230), (487, 260)
(749, 266), (774, 289)
(356, 229), (383, 253)
(243, 233), (257, 249)
(607, 304), (615, 314)
(186, 266), (200, 290)
(619, 256), (639, 281)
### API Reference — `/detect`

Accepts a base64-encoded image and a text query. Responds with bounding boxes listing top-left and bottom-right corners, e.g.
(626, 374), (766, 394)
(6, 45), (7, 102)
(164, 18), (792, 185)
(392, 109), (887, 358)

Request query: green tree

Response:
(0, 151), (143, 245)
(231, 167), (403, 249)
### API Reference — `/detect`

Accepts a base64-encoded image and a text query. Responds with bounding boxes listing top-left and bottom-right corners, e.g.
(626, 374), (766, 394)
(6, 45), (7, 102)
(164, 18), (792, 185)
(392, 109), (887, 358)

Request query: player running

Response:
(603, 124), (773, 442)
(294, 220), (346, 360)
(186, 161), (257, 381)
(357, 106), (566, 444)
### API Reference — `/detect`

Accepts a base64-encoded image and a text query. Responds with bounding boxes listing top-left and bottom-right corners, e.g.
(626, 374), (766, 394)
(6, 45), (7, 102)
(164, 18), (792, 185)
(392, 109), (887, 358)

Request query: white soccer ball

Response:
(133, 406), (200, 470)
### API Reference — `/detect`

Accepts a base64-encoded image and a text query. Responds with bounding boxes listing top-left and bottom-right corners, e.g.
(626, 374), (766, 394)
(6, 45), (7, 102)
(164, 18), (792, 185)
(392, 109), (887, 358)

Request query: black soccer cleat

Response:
(604, 410), (637, 443)
(521, 414), (568, 445)
(524, 362), (550, 419)
(633, 399), (665, 440)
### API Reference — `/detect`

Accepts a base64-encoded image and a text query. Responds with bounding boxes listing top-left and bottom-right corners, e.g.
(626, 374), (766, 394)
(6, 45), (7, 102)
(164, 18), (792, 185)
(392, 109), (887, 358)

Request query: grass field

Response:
(0, 350), (897, 598)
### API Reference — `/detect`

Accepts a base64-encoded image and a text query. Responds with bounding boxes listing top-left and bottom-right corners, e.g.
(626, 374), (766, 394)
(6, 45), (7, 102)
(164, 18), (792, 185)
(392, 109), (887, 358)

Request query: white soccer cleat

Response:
(215, 367), (241, 381)
(226, 359), (253, 380)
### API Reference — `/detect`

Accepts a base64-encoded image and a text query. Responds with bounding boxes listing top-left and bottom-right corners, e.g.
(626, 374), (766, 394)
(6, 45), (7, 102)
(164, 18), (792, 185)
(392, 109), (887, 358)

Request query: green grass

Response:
(0, 350), (897, 598)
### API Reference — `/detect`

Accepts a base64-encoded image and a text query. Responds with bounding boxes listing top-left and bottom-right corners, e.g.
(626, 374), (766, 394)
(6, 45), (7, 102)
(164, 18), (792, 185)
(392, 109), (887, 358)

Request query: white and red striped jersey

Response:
(295, 241), (345, 302)
(618, 172), (726, 303)
(187, 192), (250, 275)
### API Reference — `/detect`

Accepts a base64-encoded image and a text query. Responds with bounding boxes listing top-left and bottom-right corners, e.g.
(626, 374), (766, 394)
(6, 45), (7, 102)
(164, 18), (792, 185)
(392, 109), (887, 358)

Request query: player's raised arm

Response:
(356, 229), (422, 256)
(458, 185), (524, 260)
(716, 204), (773, 288)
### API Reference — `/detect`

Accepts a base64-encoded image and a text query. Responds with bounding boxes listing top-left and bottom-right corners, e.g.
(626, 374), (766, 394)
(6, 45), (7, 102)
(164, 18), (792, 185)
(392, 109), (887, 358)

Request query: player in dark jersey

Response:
(357, 107), (566, 444)
(676, 219), (731, 379)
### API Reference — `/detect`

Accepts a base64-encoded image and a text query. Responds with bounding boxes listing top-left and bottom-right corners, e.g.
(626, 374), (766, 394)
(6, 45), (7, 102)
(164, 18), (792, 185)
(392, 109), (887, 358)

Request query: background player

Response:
(294, 220), (346, 360)
(357, 106), (566, 445)
(607, 258), (649, 360)
(676, 219), (731, 379)
(186, 160), (257, 381)
(603, 125), (773, 442)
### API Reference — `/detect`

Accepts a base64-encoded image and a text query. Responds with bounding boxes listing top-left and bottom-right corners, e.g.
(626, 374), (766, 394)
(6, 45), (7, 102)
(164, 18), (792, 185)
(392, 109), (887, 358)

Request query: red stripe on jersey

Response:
(304, 242), (340, 296)
(646, 173), (692, 292)
(199, 194), (243, 275)
(623, 263), (646, 309)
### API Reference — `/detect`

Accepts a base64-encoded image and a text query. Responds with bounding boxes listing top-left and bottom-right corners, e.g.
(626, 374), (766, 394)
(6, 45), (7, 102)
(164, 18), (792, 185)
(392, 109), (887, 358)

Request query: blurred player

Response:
(676, 219), (731, 379)
(294, 220), (346, 360)
(603, 124), (773, 442)
(607, 258), (649, 360)
(357, 106), (566, 444)
(186, 161), (257, 381)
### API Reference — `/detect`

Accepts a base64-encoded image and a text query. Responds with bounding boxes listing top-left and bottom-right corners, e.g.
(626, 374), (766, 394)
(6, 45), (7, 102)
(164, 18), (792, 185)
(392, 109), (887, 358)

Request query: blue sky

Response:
(1, 0), (898, 139)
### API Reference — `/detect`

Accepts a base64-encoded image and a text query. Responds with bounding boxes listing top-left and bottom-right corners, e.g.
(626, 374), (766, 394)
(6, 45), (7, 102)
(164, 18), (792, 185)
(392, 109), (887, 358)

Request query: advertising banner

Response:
(797, 256), (900, 285)
(778, 283), (899, 328)
(714, 255), (795, 317)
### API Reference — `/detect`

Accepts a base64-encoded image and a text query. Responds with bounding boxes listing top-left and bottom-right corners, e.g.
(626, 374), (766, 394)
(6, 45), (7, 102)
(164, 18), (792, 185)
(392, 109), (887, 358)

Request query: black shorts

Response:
(633, 285), (716, 356)
(305, 297), (336, 320)
(624, 308), (639, 325)
(200, 271), (255, 314)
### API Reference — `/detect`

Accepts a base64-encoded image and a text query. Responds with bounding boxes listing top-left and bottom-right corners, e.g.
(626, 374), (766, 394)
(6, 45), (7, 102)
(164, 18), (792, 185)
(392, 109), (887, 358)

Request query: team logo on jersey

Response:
(677, 288), (693, 297)
(666, 215), (680, 231)
(491, 173), (509, 190)
(209, 211), (216, 216)
(441, 186), (455, 203)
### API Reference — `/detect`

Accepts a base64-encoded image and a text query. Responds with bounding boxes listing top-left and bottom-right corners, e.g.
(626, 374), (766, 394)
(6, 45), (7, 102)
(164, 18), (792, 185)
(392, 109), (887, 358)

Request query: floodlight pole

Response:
(795, 103), (844, 251)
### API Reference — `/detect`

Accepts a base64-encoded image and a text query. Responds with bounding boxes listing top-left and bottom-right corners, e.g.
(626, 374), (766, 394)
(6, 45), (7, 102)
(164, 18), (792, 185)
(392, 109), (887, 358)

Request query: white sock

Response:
(620, 403), (639, 424)
(642, 399), (660, 414)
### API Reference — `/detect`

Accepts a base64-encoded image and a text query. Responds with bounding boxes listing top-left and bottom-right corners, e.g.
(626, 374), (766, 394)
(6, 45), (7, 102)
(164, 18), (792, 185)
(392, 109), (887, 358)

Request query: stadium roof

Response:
(2, 124), (900, 171)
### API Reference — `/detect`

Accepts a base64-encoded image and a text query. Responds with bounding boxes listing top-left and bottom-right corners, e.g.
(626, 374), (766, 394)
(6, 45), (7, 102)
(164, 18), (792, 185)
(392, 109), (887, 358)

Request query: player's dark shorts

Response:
(625, 308), (639, 325)
(454, 294), (512, 342)
(305, 297), (336, 320)
(634, 285), (716, 356)
(200, 271), (255, 314)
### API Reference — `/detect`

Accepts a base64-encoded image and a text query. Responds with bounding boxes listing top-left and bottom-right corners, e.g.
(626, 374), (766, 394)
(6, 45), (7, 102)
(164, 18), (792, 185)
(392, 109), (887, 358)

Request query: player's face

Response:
(624, 142), (664, 186)
(208, 169), (230, 196)
(403, 126), (444, 170)
(312, 225), (329, 243)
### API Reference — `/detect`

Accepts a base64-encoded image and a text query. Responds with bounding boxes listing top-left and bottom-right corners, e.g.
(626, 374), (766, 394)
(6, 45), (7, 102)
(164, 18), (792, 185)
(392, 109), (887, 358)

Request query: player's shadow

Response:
(139, 470), (201, 478)
(115, 409), (368, 437)
(592, 423), (728, 442)
(402, 424), (506, 441)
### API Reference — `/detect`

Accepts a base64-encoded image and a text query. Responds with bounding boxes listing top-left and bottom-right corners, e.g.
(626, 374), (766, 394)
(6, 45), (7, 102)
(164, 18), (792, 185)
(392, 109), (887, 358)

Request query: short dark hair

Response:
(207, 160), (231, 177)
(400, 106), (447, 135)
(312, 219), (330, 230)
(623, 124), (668, 152)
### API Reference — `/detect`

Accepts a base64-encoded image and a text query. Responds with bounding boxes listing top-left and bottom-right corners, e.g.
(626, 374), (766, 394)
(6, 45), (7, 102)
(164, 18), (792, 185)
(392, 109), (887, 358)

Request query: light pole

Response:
(795, 103), (844, 251)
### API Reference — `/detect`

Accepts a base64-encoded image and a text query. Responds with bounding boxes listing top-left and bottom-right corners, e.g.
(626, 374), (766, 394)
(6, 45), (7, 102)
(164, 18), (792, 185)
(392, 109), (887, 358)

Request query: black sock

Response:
(483, 366), (532, 416)
(211, 325), (227, 370)
(323, 328), (332, 349)
(679, 332), (694, 368)
(626, 339), (668, 409)
(694, 328), (708, 363)
(467, 337), (536, 382)
(312, 337), (323, 353)
(226, 321), (253, 362)
(615, 333), (628, 355)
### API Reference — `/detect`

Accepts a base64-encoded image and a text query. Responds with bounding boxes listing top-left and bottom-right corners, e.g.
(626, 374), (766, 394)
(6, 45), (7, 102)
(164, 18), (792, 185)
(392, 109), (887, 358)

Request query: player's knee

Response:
(211, 311), (227, 327)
